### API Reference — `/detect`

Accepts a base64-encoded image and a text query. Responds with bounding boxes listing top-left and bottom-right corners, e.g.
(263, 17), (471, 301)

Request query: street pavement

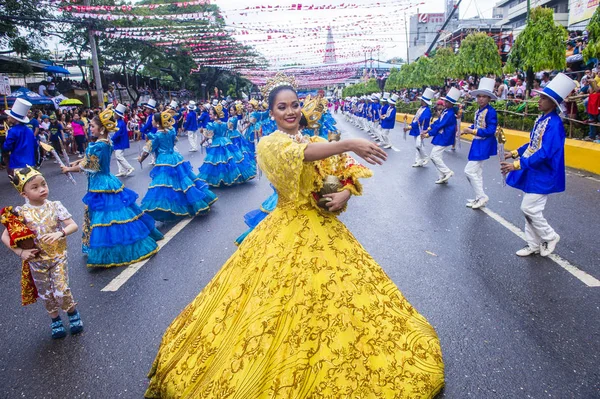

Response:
(0, 114), (598, 398)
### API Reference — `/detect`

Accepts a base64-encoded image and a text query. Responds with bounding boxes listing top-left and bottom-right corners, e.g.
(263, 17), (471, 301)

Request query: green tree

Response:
(583, 7), (600, 62)
(506, 7), (567, 92)
(430, 47), (458, 81)
(455, 32), (502, 77)
(0, 0), (51, 55)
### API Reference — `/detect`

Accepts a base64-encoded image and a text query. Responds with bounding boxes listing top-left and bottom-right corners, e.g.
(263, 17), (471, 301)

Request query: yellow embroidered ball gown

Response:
(146, 131), (445, 398)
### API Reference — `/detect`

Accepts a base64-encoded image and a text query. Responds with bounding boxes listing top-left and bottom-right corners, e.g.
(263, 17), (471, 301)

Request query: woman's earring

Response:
(270, 116), (275, 121)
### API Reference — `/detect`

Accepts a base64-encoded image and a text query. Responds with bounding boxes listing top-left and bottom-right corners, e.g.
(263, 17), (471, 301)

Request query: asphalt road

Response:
(0, 114), (598, 399)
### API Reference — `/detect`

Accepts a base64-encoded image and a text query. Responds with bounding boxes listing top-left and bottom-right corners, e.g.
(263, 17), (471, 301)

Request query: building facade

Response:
(494, 0), (569, 33)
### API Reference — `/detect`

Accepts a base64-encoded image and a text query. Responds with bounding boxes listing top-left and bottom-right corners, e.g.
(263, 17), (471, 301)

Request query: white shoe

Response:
(115, 172), (126, 177)
(149, 161), (155, 166)
(383, 144), (392, 149)
(125, 168), (135, 177)
(435, 177), (445, 184)
(466, 199), (476, 207)
(471, 196), (489, 209)
(412, 162), (421, 167)
(421, 158), (429, 166)
(189, 149), (198, 152)
(540, 234), (560, 257)
(516, 246), (540, 257)
(439, 171), (454, 183)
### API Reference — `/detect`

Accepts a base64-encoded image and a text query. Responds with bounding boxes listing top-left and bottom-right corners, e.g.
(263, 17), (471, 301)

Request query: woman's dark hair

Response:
(299, 113), (308, 129)
(153, 112), (164, 129)
(267, 85), (297, 111)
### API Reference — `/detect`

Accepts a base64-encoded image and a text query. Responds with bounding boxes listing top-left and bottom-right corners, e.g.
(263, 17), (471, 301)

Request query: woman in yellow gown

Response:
(146, 81), (445, 398)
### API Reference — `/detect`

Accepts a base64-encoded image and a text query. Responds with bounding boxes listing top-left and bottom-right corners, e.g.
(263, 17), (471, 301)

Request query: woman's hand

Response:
(504, 151), (514, 160)
(500, 161), (516, 175)
(61, 165), (78, 174)
(323, 190), (351, 212)
(347, 139), (387, 165)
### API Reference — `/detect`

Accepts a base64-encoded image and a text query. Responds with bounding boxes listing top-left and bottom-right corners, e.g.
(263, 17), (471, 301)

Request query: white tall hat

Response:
(470, 77), (498, 100)
(144, 99), (157, 110)
(532, 72), (577, 108)
(383, 92), (390, 100)
(418, 88), (435, 105)
(441, 87), (461, 104)
(388, 93), (399, 105)
(169, 100), (178, 109)
(187, 100), (197, 110)
(5, 98), (32, 123)
(212, 99), (218, 106)
(114, 103), (127, 118)
(203, 103), (211, 110)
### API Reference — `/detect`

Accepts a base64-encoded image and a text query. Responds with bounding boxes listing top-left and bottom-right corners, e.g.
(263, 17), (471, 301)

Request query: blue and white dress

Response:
(198, 121), (256, 187)
(141, 130), (217, 222)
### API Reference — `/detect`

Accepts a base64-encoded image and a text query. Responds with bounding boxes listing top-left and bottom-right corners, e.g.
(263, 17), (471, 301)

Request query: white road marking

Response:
(101, 217), (195, 292)
(480, 207), (600, 288)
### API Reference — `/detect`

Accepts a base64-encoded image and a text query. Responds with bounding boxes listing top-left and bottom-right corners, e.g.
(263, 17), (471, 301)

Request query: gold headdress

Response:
(214, 104), (225, 119)
(160, 110), (176, 128)
(301, 95), (326, 129)
(249, 99), (259, 109)
(235, 103), (244, 114)
(12, 167), (42, 193)
(99, 105), (118, 133)
(260, 72), (298, 97)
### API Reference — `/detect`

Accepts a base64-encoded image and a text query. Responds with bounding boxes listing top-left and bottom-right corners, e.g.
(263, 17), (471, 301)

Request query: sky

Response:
(213, 0), (496, 67)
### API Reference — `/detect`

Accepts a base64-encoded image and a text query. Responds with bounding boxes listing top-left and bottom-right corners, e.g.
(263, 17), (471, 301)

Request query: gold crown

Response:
(12, 166), (42, 193)
(249, 99), (259, 109)
(235, 103), (244, 114)
(260, 72), (298, 97)
(160, 110), (176, 128)
(99, 105), (118, 133)
(214, 104), (224, 119)
(301, 95), (326, 129)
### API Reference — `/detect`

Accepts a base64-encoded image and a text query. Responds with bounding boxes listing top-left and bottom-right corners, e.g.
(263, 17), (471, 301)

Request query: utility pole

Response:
(404, 12), (410, 64)
(84, 0), (104, 108)
(526, 0), (530, 21)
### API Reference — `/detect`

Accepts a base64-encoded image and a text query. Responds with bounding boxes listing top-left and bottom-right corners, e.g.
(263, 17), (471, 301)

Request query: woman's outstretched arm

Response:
(304, 138), (387, 165)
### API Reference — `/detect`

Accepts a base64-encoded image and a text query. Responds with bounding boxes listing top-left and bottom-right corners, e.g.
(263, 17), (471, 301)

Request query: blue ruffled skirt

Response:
(230, 132), (256, 164)
(83, 174), (164, 268)
(141, 152), (218, 222)
(198, 137), (256, 187)
(235, 187), (278, 245)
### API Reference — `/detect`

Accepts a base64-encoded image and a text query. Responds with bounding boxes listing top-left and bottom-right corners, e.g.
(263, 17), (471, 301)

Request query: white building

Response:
(493, 0), (569, 34)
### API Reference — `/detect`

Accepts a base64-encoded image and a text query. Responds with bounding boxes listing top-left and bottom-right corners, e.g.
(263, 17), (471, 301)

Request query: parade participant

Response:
(140, 99), (158, 165)
(61, 106), (163, 267)
(422, 87), (460, 184)
(405, 88), (433, 166)
(146, 75), (444, 399)
(140, 111), (217, 222)
(370, 93), (381, 140)
(0, 114), (8, 169)
(227, 103), (255, 163)
(501, 73), (575, 257)
(112, 104), (135, 177)
(47, 114), (65, 162)
(379, 93), (397, 149)
(1, 168), (83, 339)
(461, 77), (498, 209)
(220, 100), (229, 122)
(183, 101), (199, 152)
(3, 99), (38, 176)
(197, 105), (256, 187)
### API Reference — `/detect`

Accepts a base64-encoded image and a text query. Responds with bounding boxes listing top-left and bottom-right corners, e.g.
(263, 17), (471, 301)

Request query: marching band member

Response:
(501, 73), (575, 257)
(112, 104), (135, 177)
(422, 87), (460, 184)
(183, 101), (199, 152)
(406, 88), (433, 167)
(3, 99), (38, 176)
(379, 93), (397, 149)
(370, 93), (381, 140)
(461, 78), (498, 209)
(140, 99), (158, 165)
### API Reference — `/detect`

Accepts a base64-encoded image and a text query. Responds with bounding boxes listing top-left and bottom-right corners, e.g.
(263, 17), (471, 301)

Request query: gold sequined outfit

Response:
(16, 201), (76, 314)
(146, 132), (444, 398)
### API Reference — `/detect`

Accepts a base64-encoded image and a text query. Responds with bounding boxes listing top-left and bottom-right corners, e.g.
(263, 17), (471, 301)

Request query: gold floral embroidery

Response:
(80, 154), (100, 173)
(146, 132), (444, 398)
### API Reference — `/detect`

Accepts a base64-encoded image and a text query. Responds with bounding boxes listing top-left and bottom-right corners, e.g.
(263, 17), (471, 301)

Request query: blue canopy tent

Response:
(6, 87), (54, 106)
(43, 65), (70, 74)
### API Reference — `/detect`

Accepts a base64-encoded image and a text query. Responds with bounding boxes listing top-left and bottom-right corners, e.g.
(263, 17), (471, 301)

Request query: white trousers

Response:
(114, 149), (133, 174)
(414, 136), (427, 163)
(362, 118), (370, 131)
(521, 194), (556, 249)
(464, 160), (486, 199)
(380, 128), (390, 146)
(430, 145), (451, 177)
(188, 130), (199, 151)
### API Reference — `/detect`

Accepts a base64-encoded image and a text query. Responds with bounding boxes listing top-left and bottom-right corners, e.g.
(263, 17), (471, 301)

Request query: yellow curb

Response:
(397, 113), (600, 176)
